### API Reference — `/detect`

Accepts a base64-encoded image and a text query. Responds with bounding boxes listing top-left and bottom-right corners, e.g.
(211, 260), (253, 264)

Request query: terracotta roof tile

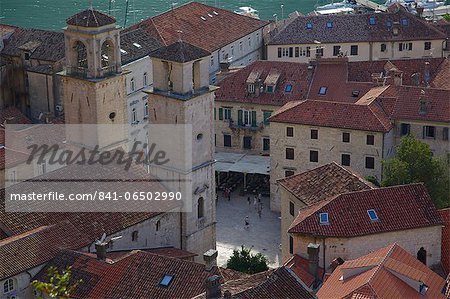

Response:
(289, 184), (443, 237)
(0, 222), (90, 280)
(284, 254), (324, 287)
(278, 162), (374, 206)
(269, 10), (445, 45)
(439, 208), (450, 276)
(126, 2), (268, 52)
(270, 99), (393, 132)
(150, 41), (210, 63)
(216, 61), (312, 106)
(34, 249), (223, 299)
(0, 106), (31, 124)
(317, 243), (447, 299)
(430, 59), (450, 90)
(66, 9), (116, 27)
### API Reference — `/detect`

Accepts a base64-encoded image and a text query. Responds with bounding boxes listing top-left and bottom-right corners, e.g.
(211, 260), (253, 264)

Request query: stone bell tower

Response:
(146, 41), (217, 262)
(61, 9), (127, 150)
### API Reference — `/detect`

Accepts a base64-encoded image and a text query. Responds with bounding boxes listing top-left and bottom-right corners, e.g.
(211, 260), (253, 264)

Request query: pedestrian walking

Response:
(258, 192), (262, 203)
(227, 188), (231, 201)
(247, 196), (251, 205)
(253, 196), (257, 210)
(244, 216), (249, 229)
(257, 202), (263, 218)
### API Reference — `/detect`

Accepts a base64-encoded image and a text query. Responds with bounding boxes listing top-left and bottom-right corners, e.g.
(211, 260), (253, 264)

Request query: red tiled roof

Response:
(231, 267), (315, 299)
(308, 60), (374, 103)
(439, 208), (450, 276)
(278, 162), (375, 206)
(66, 9), (116, 27)
(288, 184), (442, 237)
(347, 58), (445, 86)
(284, 254), (324, 287)
(0, 148), (29, 170)
(0, 106), (31, 124)
(216, 61), (312, 106)
(0, 222), (90, 280)
(270, 99), (393, 132)
(375, 85), (450, 123)
(126, 2), (268, 52)
(34, 249), (223, 299)
(430, 59), (450, 90)
(317, 243), (447, 299)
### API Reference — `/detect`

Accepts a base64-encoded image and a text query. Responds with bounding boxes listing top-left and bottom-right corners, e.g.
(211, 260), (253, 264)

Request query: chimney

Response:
(95, 242), (107, 261)
(203, 249), (218, 271)
(307, 243), (320, 284)
(220, 62), (230, 73)
(423, 61), (431, 86)
(205, 275), (222, 299)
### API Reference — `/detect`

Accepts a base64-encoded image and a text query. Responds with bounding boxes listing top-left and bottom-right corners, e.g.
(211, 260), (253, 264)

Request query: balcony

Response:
(228, 118), (264, 131)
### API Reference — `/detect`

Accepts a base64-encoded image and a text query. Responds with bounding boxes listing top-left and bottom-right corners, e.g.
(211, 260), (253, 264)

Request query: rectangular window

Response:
(311, 129), (318, 139)
(295, 47), (299, 57)
(286, 148), (294, 160)
(319, 213), (329, 224)
(367, 209), (378, 221)
(333, 45), (341, 56)
(399, 42), (413, 51)
(248, 37), (251, 47)
(210, 56), (214, 66)
(266, 85), (274, 93)
(240, 41), (243, 52)
(242, 110), (255, 126)
(443, 127), (449, 141)
(341, 154), (351, 166)
(310, 150), (318, 162)
(278, 47), (282, 58)
(342, 132), (350, 143)
(223, 108), (232, 121)
(350, 45), (358, 56)
(366, 135), (375, 145)
(289, 201), (295, 216)
(365, 157), (375, 169)
(218, 107), (223, 120)
(224, 134), (231, 147)
(319, 86), (327, 95)
(306, 47), (311, 57)
(381, 43), (387, 52)
(423, 126), (435, 139)
(400, 123), (410, 136)
(285, 170), (294, 177)
(263, 111), (272, 125)
(248, 83), (255, 93)
(286, 127), (294, 137)
(263, 137), (270, 151)
(231, 46), (234, 56)
(289, 47), (293, 57)
(243, 136), (252, 149)
(316, 47), (323, 57)
(424, 42), (431, 51)
(289, 236), (294, 254)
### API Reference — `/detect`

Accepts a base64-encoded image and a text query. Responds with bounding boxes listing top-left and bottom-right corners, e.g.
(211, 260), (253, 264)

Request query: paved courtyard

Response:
(216, 191), (281, 268)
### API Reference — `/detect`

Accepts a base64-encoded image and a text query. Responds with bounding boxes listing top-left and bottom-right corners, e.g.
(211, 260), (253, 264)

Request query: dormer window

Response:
(248, 84), (255, 94)
(326, 21), (333, 28)
(419, 282), (429, 295)
(319, 86), (327, 95)
(401, 18), (409, 26)
(306, 22), (313, 29)
(367, 209), (378, 221)
(24, 52), (30, 60)
(352, 90), (360, 97)
(266, 85), (274, 93)
(319, 212), (329, 224)
(369, 16), (376, 25)
(419, 100), (427, 114)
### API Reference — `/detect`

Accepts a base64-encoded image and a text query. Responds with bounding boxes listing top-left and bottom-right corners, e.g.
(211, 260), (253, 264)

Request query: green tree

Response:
(226, 245), (269, 274)
(443, 13), (450, 21)
(32, 266), (82, 299)
(382, 135), (449, 208)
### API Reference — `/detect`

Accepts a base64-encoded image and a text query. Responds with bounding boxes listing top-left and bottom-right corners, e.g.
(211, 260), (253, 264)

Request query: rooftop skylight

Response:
(319, 86), (327, 95)
(133, 42), (142, 48)
(159, 275), (174, 287)
(319, 212), (329, 224)
(367, 209), (378, 221)
(306, 22), (313, 29)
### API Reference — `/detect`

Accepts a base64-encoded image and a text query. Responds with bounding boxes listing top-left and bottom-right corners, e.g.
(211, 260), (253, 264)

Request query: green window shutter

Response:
(251, 111), (257, 127)
(214, 108), (216, 120)
(219, 108), (223, 120)
(238, 110), (243, 126)
(263, 111), (272, 125)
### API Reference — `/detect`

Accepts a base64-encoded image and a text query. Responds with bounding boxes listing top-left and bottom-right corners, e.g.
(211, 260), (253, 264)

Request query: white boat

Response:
(234, 6), (259, 18)
(315, 0), (357, 14)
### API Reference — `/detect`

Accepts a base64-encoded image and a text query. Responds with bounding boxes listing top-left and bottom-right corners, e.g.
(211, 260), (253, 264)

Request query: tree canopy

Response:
(382, 135), (449, 209)
(226, 245), (269, 274)
(32, 266), (82, 299)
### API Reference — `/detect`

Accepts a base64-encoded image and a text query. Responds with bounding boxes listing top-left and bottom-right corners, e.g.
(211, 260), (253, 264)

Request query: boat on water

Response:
(234, 6), (260, 18)
(314, 0), (358, 15)
(384, 0), (445, 9)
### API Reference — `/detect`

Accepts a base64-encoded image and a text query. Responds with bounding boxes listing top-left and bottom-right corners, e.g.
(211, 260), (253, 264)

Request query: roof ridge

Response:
(367, 243), (397, 287)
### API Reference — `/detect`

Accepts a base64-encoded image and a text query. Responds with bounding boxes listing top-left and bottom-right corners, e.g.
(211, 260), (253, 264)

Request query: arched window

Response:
(156, 220), (161, 231)
(197, 197), (204, 219)
(132, 107), (137, 123)
(74, 41), (87, 68)
(130, 77), (135, 92)
(101, 40), (114, 68)
(144, 102), (149, 119)
(132, 230), (138, 242)
(143, 72), (148, 86)
(3, 278), (14, 293)
(417, 247), (427, 265)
